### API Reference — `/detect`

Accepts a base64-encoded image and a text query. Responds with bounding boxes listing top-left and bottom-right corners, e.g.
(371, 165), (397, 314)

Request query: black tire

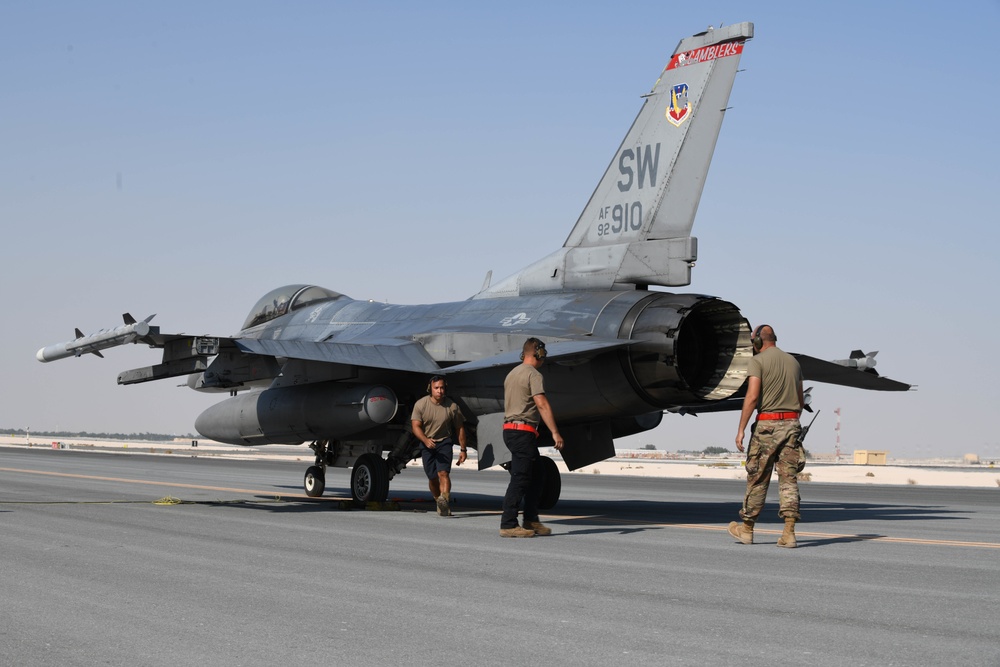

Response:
(537, 455), (561, 510)
(304, 466), (325, 497)
(351, 453), (390, 505)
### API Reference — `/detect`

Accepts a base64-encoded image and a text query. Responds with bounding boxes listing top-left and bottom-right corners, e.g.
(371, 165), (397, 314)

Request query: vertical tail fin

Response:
(479, 22), (753, 298)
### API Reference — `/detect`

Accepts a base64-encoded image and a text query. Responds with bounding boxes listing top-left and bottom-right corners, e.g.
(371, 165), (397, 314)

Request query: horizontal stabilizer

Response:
(668, 387), (814, 416)
(667, 397), (741, 416)
(793, 353), (912, 391)
(236, 338), (442, 374)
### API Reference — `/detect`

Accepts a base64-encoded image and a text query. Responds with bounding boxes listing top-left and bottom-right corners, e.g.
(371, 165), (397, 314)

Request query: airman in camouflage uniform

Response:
(729, 324), (804, 548)
(742, 419), (803, 520)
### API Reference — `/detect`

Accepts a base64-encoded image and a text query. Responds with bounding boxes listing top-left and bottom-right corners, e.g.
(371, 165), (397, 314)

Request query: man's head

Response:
(520, 337), (547, 366)
(426, 375), (447, 403)
(751, 324), (777, 353)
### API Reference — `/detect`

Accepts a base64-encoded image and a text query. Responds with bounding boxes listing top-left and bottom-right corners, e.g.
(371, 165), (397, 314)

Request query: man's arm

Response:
(532, 393), (564, 450)
(735, 376), (761, 453)
(411, 419), (436, 449)
(456, 424), (468, 465)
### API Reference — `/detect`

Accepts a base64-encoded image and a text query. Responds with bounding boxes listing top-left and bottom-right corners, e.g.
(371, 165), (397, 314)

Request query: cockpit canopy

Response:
(242, 285), (345, 330)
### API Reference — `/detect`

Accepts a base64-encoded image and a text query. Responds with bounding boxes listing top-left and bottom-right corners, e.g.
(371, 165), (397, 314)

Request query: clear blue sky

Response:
(3, 2), (998, 459)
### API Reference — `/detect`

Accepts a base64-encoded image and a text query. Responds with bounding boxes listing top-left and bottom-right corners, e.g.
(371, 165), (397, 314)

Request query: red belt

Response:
(757, 412), (800, 421)
(503, 422), (538, 435)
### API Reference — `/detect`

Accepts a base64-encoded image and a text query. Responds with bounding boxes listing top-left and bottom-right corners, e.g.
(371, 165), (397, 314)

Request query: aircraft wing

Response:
(441, 339), (635, 374)
(792, 353), (912, 391)
(235, 338), (442, 374)
(240, 335), (633, 376)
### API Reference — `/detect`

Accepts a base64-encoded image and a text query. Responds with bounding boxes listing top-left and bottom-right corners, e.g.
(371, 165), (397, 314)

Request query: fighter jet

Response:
(37, 22), (909, 507)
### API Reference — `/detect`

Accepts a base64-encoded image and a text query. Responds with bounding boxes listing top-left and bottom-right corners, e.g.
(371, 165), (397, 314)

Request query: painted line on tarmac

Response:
(7, 466), (998, 549)
(0, 466), (350, 502)
(790, 531), (1000, 549)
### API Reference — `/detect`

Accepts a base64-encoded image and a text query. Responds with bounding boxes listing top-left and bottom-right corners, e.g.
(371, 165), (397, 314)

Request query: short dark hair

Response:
(521, 337), (547, 360)
(426, 375), (447, 394)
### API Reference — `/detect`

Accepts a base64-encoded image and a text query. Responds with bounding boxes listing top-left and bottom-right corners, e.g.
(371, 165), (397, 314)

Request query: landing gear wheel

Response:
(304, 466), (326, 497)
(351, 453), (390, 506)
(537, 455), (561, 510)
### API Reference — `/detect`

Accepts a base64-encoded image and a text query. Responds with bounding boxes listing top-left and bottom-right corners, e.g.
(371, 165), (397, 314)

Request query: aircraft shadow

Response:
(797, 500), (966, 524)
(206, 488), (970, 543)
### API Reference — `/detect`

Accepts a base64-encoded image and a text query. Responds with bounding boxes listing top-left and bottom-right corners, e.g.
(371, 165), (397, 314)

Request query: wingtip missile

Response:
(834, 350), (879, 374)
(36, 316), (157, 363)
(122, 312), (156, 326)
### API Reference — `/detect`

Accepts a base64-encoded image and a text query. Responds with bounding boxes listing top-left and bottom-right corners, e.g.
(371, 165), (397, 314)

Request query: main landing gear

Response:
(350, 453), (390, 505)
(498, 454), (562, 510)
(538, 455), (561, 510)
(301, 441), (562, 509)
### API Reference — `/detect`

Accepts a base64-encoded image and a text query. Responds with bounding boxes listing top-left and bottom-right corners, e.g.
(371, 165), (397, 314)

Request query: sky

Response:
(3, 1), (999, 460)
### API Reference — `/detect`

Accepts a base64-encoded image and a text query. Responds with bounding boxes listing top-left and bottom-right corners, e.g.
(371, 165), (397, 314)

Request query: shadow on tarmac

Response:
(199, 484), (969, 540)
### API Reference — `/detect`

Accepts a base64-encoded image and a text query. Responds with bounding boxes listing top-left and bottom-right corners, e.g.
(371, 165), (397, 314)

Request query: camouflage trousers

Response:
(740, 419), (804, 522)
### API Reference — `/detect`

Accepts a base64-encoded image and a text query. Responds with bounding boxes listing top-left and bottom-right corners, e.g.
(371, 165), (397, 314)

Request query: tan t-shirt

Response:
(748, 347), (803, 413)
(503, 363), (545, 425)
(411, 396), (465, 440)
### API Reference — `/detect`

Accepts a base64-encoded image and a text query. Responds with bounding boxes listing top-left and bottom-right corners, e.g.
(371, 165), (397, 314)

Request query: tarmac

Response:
(3, 434), (998, 488)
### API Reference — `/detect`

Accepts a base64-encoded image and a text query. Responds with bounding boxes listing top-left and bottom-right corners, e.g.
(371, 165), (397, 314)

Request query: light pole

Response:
(834, 408), (841, 462)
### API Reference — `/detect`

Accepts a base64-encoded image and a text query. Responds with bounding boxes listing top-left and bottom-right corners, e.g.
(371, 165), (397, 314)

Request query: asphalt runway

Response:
(2, 448), (998, 666)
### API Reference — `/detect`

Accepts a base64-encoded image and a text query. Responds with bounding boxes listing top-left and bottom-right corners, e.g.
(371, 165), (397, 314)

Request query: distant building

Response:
(853, 450), (888, 465)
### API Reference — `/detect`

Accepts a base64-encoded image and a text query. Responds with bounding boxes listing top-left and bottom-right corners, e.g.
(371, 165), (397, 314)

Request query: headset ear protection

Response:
(751, 324), (774, 352)
(426, 375), (447, 394)
(519, 338), (547, 361)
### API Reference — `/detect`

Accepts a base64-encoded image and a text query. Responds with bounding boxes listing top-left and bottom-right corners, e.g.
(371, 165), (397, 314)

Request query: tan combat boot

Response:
(727, 520), (754, 545)
(777, 518), (797, 548)
(436, 492), (451, 517)
(499, 526), (536, 538)
(523, 520), (552, 536)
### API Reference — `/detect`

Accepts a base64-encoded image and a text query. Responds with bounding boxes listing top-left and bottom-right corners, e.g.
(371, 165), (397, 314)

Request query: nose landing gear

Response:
(303, 439), (391, 506)
(303, 440), (329, 498)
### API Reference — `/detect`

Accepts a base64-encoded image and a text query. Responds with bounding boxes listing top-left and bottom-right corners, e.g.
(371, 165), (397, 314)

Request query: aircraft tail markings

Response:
(478, 22), (752, 298)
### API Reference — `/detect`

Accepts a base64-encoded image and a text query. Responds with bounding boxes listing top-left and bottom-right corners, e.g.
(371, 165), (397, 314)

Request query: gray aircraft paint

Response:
(36, 22), (910, 505)
(479, 23), (753, 297)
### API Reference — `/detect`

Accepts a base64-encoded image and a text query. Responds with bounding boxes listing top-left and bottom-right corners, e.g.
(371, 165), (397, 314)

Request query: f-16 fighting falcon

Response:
(37, 22), (910, 507)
